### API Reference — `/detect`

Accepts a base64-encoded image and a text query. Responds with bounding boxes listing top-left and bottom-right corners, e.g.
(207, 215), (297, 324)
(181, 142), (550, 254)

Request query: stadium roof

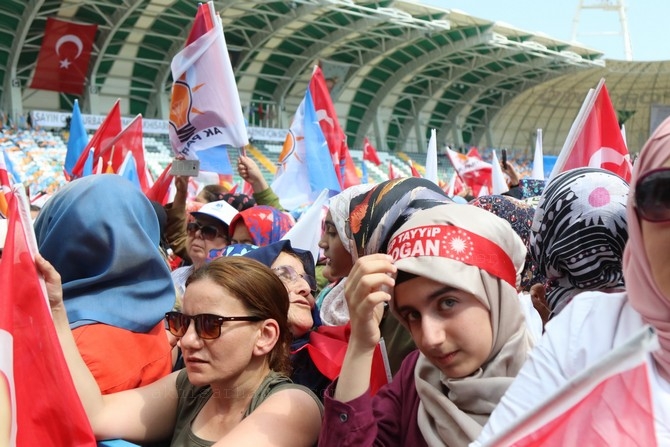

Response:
(0, 0), (615, 153)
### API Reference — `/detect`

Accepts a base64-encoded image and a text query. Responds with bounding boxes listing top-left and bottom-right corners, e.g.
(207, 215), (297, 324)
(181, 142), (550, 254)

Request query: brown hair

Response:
(198, 184), (228, 203)
(187, 257), (292, 375)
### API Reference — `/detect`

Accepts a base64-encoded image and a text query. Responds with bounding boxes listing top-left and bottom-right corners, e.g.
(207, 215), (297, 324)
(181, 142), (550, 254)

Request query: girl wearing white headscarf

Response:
(474, 116), (670, 446)
(319, 204), (534, 446)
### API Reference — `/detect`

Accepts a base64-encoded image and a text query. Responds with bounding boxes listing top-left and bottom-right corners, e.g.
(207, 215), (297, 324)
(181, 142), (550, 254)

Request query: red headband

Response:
(388, 224), (517, 288)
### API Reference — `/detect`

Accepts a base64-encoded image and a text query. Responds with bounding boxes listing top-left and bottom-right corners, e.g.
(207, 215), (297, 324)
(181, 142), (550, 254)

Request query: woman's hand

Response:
(237, 154), (268, 192)
(344, 254), (396, 351)
(35, 254), (64, 312)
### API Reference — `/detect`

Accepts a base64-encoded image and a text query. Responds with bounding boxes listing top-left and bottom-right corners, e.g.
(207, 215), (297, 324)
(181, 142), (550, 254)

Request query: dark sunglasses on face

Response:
(272, 264), (317, 292)
(635, 168), (670, 222)
(164, 311), (262, 339)
(186, 221), (225, 241)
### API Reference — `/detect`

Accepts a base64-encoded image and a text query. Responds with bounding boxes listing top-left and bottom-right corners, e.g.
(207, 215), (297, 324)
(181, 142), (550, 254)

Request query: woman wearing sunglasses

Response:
(171, 199), (238, 297)
(473, 117), (670, 445)
(38, 255), (323, 446)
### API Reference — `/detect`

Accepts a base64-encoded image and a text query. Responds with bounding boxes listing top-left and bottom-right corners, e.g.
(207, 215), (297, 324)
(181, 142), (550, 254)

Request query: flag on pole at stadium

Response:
(531, 128), (545, 180)
(388, 160), (397, 180)
(0, 186), (96, 446)
(168, 1), (247, 176)
(117, 151), (141, 189)
(281, 188), (329, 265)
(362, 137), (382, 166)
(30, 17), (97, 95)
(446, 148), (492, 198)
(96, 115), (149, 191)
(409, 159), (421, 178)
(361, 160), (369, 184)
(482, 327), (657, 447)
(491, 150), (509, 195)
(310, 66), (359, 189)
(424, 129), (439, 185)
(146, 163), (174, 205)
(272, 66), (342, 210)
(550, 78), (632, 182)
(71, 100), (122, 178)
(64, 99), (89, 178)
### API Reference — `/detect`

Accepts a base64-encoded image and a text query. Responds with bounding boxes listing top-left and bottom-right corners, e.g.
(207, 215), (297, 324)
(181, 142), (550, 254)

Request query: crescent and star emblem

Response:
(55, 34), (84, 69)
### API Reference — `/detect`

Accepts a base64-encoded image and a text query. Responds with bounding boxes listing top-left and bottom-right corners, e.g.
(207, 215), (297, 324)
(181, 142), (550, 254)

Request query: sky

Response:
(421, 0), (670, 61)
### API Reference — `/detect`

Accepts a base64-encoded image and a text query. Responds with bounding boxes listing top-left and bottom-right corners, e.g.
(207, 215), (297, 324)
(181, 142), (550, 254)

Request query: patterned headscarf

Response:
(229, 205), (294, 247)
(348, 177), (452, 256)
(220, 193), (256, 211)
(470, 194), (545, 291)
(530, 167), (629, 316)
(624, 116), (670, 382)
(327, 183), (376, 255)
(34, 175), (175, 332)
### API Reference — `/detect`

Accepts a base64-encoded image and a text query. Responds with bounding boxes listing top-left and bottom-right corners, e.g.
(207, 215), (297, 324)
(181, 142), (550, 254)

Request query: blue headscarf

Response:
(34, 175), (175, 332)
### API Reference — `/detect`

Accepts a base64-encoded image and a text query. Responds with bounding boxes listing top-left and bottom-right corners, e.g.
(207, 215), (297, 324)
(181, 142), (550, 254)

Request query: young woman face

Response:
(186, 217), (229, 269)
(271, 252), (315, 338)
(394, 276), (493, 379)
(178, 278), (264, 387)
(318, 211), (353, 280)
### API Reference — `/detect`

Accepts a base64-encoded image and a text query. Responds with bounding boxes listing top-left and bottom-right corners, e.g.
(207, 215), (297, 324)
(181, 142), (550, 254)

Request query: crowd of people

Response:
(2, 113), (670, 446)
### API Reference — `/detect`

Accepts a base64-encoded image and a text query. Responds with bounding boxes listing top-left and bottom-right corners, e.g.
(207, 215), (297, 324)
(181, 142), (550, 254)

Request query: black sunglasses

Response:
(186, 221), (225, 241)
(164, 311), (262, 339)
(635, 168), (670, 222)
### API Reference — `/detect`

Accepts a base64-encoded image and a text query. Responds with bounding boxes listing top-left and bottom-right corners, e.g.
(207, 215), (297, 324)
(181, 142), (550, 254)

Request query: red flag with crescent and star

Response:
(30, 17), (97, 95)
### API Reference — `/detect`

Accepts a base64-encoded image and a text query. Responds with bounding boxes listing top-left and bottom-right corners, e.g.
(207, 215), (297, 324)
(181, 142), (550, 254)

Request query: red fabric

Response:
(0, 152), (9, 217)
(72, 322), (172, 394)
(146, 162), (174, 205)
(302, 325), (389, 395)
(362, 137), (382, 166)
(556, 82), (632, 182)
(388, 160), (396, 180)
(71, 100), (123, 178)
(186, 3), (215, 45)
(446, 148), (492, 198)
(409, 160), (421, 178)
(0, 191), (96, 445)
(509, 363), (656, 446)
(97, 115), (149, 191)
(30, 17), (97, 95)
(309, 67), (360, 189)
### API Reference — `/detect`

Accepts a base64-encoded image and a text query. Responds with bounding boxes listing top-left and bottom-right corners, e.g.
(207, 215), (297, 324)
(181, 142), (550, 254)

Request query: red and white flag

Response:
(484, 328), (658, 447)
(71, 100), (123, 178)
(446, 148), (492, 197)
(362, 137), (382, 166)
(146, 162), (174, 205)
(0, 149), (11, 217)
(550, 78), (632, 182)
(30, 18), (97, 95)
(0, 186), (96, 446)
(409, 159), (421, 178)
(97, 114), (149, 191)
(388, 160), (397, 180)
(311, 67), (359, 189)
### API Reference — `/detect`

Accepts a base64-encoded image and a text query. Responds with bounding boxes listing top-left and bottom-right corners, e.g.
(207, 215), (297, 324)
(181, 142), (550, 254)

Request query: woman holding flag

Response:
(38, 255), (323, 446)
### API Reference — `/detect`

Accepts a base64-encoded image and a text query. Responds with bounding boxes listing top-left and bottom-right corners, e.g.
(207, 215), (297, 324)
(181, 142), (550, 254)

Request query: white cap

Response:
(190, 200), (239, 226)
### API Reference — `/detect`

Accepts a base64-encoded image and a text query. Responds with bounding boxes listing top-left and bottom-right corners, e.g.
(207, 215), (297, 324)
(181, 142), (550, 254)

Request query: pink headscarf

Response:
(624, 116), (670, 381)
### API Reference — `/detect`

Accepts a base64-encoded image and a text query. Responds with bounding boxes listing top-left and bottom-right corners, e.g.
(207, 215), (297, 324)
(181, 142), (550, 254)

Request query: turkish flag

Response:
(0, 187), (96, 446)
(551, 78), (632, 182)
(30, 17), (97, 95)
(362, 137), (382, 166)
(409, 159), (421, 178)
(71, 100), (123, 178)
(98, 115), (150, 192)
